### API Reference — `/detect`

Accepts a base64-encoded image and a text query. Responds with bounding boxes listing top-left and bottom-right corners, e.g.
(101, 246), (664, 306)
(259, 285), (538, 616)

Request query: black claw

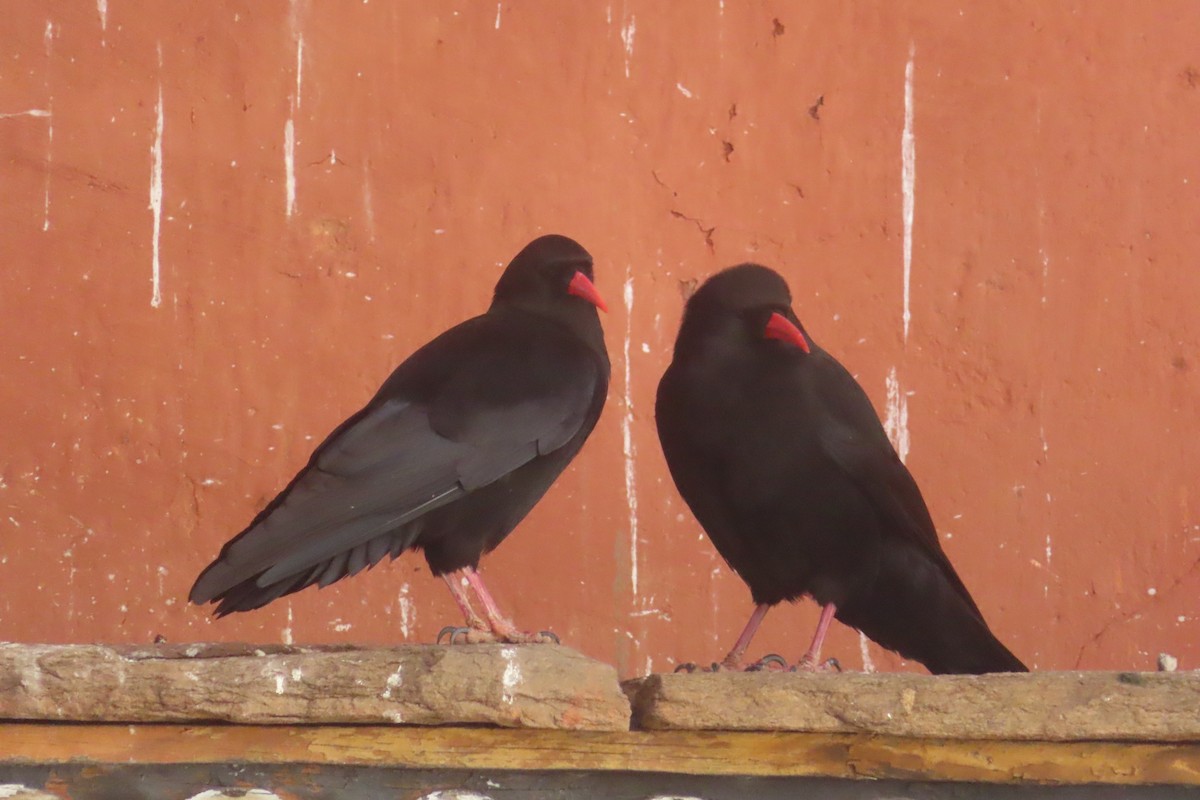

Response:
(437, 625), (470, 645)
(674, 662), (699, 674)
(825, 657), (843, 673)
(747, 653), (788, 672)
(538, 630), (561, 644)
(709, 662), (722, 673)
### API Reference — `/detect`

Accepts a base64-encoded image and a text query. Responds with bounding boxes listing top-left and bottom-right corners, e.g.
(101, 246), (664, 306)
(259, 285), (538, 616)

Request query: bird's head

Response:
(492, 234), (607, 314)
(677, 263), (811, 358)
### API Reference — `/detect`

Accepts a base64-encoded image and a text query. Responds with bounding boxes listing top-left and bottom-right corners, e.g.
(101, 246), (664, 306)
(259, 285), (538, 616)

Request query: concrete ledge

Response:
(625, 670), (1200, 740)
(0, 643), (630, 731)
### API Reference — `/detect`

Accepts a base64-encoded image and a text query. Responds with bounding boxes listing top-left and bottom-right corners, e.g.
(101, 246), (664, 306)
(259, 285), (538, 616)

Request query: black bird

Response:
(190, 235), (610, 644)
(655, 264), (1026, 674)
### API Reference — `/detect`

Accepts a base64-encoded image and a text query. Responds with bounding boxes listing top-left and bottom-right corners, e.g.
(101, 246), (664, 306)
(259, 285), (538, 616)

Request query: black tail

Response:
(836, 542), (1027, 674)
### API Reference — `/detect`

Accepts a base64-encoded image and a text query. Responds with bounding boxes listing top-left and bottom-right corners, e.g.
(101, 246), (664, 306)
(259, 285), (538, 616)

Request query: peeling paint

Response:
(380, 664), (403, 699)
(859, 631), (876, 673)
(500, 647), (520, 704)
(397, 583), (414, 639)
(281, 604), (294, 645)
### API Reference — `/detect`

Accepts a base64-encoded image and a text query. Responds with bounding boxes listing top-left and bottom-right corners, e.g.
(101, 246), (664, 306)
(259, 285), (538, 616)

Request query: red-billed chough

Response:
(190, 234), (610, 644)
(655, 264), (1026, 674)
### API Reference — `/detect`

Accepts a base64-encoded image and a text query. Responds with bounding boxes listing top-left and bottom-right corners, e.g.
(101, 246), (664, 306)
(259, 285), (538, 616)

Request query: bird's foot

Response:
(491, 626), (560, 645)
(436, 625), (557, 645)
(672, 654), (787, 674)
(789, 656), (843, 673)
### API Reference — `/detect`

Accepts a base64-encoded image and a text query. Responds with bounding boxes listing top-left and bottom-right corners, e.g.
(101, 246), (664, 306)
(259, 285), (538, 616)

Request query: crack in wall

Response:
(669, 210), (715, 252)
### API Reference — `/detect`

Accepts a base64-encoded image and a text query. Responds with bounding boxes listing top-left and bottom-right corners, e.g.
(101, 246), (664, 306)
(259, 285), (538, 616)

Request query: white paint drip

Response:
(43, 96), (53, 231)
(420, 792), (496, 800)
(362, 165), (376, 241)
(97, 0), (107, 32)
(675, 82), (693, 98)
(494, 2), (502, 29)
(149, 46), (164, 308)
(628, 608), (669, 619)
(294, 36), (304, 109)
(273, 673), (286, 694)
(0, 109), (51, 119)
(621, 271), (639, 597)
(397, 583), (414, 639)
(500, 647), (520, 704)
(284, 118), (296, 216)
(901, 43), (916, 343)
(42, 21), (54, 232)
(1039, 397), (1051, 596)
(185, 791), (282, 800)
(281, 604), (294, 645)
(858, 632), (876, 672)
(1039, 247), (1050, 305)
(620, 14), (636, 78)
(883, 367), (910, 463)
(284, 4), (302, 217)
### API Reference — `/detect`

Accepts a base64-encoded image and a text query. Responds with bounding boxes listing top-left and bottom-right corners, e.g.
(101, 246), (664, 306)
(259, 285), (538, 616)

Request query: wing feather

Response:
(190, 315), (602, 606)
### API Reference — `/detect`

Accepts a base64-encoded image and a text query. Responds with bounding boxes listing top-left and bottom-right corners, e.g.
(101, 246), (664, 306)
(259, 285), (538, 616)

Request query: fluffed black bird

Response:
(190, 234), (610, 643)
(655, 264), (1026, 674)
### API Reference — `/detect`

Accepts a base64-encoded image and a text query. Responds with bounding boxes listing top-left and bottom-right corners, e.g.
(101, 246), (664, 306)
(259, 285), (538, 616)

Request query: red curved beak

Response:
(567, 270), (608, 313)
(764, 311), (810, 353)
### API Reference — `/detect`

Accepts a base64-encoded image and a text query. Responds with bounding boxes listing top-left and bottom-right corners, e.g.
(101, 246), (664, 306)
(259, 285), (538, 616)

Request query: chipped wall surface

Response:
(1, 2), (1197, 678)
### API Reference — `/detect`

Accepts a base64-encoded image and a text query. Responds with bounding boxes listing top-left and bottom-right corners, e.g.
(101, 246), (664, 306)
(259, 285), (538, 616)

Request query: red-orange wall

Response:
(2, 2), (1198, 678)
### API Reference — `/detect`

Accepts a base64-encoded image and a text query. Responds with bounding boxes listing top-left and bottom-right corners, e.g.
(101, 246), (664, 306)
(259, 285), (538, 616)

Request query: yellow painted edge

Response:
(0, 724), (1198, 786)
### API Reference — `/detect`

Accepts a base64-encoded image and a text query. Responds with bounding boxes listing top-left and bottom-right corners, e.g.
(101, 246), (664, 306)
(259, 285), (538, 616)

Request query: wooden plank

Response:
(0, 643), (629, 731)
(7, 763), (1198, 799)
(1, 724), (1199, 786)
(626, 670), (1200, 741)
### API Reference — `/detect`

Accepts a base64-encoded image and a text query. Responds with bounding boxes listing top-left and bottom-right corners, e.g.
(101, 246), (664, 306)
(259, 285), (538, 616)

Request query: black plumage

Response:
(655, 264), (1026, 674)
(190, 235), (610, 642)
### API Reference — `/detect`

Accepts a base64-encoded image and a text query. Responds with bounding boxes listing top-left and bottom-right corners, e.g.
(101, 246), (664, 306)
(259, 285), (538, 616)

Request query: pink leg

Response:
(795, 602), (838, 671)
(720, 603), (772, 669)
(441, 570), (487, 631)
(465, 567), (555, 644)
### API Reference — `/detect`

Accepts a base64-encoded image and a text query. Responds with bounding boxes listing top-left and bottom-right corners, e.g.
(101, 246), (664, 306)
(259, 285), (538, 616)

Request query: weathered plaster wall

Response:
(1, 1), (1197, 678)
